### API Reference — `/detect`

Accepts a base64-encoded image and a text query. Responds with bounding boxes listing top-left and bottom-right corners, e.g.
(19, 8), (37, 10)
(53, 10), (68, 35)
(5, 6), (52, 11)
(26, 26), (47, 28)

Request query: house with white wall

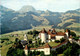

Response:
(24, 41), (68, 55)
(38, 28), (69, 43)
(24, 28), (69, 55)
(24, 43), (50, 55)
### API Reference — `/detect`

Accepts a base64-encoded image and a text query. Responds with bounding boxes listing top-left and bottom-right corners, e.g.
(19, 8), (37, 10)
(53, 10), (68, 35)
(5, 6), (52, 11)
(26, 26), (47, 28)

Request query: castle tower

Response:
(24, 45), (28, 55)
(52, 29), (56, 32)
(65, 29), (69, 38)
(52, 28), (56, 34)
(48, 29), (51, 39)
(24, 34), (28, 41)
(40, 28), (47, 43)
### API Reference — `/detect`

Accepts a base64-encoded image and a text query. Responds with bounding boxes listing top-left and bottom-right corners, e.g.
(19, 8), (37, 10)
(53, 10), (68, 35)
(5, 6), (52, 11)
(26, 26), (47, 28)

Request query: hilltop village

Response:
(22, 28), (80, 55)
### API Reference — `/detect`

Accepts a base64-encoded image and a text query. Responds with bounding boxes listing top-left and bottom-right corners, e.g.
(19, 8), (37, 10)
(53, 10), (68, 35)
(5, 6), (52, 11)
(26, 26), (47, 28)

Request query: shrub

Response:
(5, 41), (13, 45)
(7, 48), (25, 56)
(73, 37), (79, 41)
(40, 51), (45, 56)
(70, 31), (76, 37)
(0, 45), (2, 48)
(1, 40), (4, 43)
(0, 37), (9, 41)
(60, 38), (65, 43)
(55, 40), (60, 43)
(27, 30), (39, 35)
(27, 31), (33, 35)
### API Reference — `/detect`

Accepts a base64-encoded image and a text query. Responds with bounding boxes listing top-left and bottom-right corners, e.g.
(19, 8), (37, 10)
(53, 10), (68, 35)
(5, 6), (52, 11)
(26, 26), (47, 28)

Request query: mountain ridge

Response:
(0, 5), (80, 34)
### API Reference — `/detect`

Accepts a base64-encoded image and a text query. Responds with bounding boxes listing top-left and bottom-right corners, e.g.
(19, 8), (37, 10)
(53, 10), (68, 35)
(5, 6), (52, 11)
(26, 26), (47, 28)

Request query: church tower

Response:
(24, 34), (28, 41)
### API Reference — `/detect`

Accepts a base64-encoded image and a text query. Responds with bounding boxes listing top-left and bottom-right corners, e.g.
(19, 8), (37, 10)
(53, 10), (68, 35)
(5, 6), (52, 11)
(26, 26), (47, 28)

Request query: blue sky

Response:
(1, 0), (80, 12)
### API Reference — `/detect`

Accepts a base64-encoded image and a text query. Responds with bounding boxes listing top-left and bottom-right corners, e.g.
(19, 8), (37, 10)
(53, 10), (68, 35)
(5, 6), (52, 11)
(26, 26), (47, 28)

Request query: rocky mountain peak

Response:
(19, 5), (36, 13)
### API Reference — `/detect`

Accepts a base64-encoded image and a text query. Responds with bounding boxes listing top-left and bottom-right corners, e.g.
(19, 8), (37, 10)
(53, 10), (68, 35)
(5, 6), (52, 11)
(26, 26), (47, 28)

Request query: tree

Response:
(40, 51), (45, 56)
(27, 51), (33, 56)
(63, 47), (71, 56)
(60, 38), (65, 43)
(1, 40), (4, 43)
(70, 31), (76, 37)
(63, 43), (80, 56)
(7, 48), (25, 56)
(33, 30), (39, 35)
(15, 38), (19, 42)
(73, 36), (79, 41)
(27, 31), (33, 35)
(55, 40), (60, 43)
(50, 50), (57, 56)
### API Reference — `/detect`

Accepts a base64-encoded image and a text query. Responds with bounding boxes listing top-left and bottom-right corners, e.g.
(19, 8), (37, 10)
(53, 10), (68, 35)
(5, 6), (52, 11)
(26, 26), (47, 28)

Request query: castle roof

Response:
(56, 32), (65, 36)
(30, 46), (44, 50)
(30, 48), (37, 50)
(52, 29), (56, 33)
(40, 28), (47, 33)
(66, 29), (68, 32)
(30, 43), (50, 50)
(40, 28), (66, 38)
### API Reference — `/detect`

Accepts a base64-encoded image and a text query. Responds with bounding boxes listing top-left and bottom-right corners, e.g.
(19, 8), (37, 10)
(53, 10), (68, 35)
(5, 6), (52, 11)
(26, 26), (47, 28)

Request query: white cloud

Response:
(1, 0), (80, 12)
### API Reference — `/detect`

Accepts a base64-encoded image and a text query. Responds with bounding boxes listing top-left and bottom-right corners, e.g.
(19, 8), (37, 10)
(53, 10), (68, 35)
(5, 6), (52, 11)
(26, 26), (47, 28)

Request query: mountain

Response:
(58, 9), (80, 31)
(18, 5), (36, 13)
(1, 5), (80, 34)
(0, 5), (49, 34)
(76, 8), (80, 12)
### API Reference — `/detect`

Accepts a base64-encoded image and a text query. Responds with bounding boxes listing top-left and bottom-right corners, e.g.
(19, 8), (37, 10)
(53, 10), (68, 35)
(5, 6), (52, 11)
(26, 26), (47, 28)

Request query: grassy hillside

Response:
(67, 23), (80, 28)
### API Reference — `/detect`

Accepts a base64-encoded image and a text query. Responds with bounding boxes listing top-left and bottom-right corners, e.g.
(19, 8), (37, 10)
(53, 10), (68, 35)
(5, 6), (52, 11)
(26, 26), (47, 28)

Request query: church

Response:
(38, 28), (69, 43)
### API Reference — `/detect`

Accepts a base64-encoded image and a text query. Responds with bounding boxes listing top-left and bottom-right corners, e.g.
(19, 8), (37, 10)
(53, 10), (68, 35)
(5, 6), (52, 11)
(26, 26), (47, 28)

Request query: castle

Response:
(38, 28), (69, 43)
(23, 28), (70, 55)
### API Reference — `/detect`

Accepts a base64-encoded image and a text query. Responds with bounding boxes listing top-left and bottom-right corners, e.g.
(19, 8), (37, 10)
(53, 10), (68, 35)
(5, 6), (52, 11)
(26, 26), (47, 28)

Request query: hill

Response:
(0, 5), (80, 34)
(58, 9), (80, 31)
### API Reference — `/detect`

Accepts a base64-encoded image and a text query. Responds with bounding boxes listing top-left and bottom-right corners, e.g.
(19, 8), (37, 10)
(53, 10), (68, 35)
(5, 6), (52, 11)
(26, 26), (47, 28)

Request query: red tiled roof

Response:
(30, 46), (45, 50)
(66, 29), (68, 32)
(25, 45), (28, 50)
(44, 43), (50, 48)
(56, 32), (65, 36)
(30, 48), (37, 50)
(40, 28), (47, 33)
(51, 35), (56, 39)
(40, 28), (66, 36)
(52, 29), (56, 33)
(38, 46), (44, 49)
(30, 43), (50, 50)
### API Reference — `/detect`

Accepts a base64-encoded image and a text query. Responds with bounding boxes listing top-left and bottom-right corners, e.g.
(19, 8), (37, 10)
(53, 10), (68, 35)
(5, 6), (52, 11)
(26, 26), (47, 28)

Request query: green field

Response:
(48, 41), (60, 47)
